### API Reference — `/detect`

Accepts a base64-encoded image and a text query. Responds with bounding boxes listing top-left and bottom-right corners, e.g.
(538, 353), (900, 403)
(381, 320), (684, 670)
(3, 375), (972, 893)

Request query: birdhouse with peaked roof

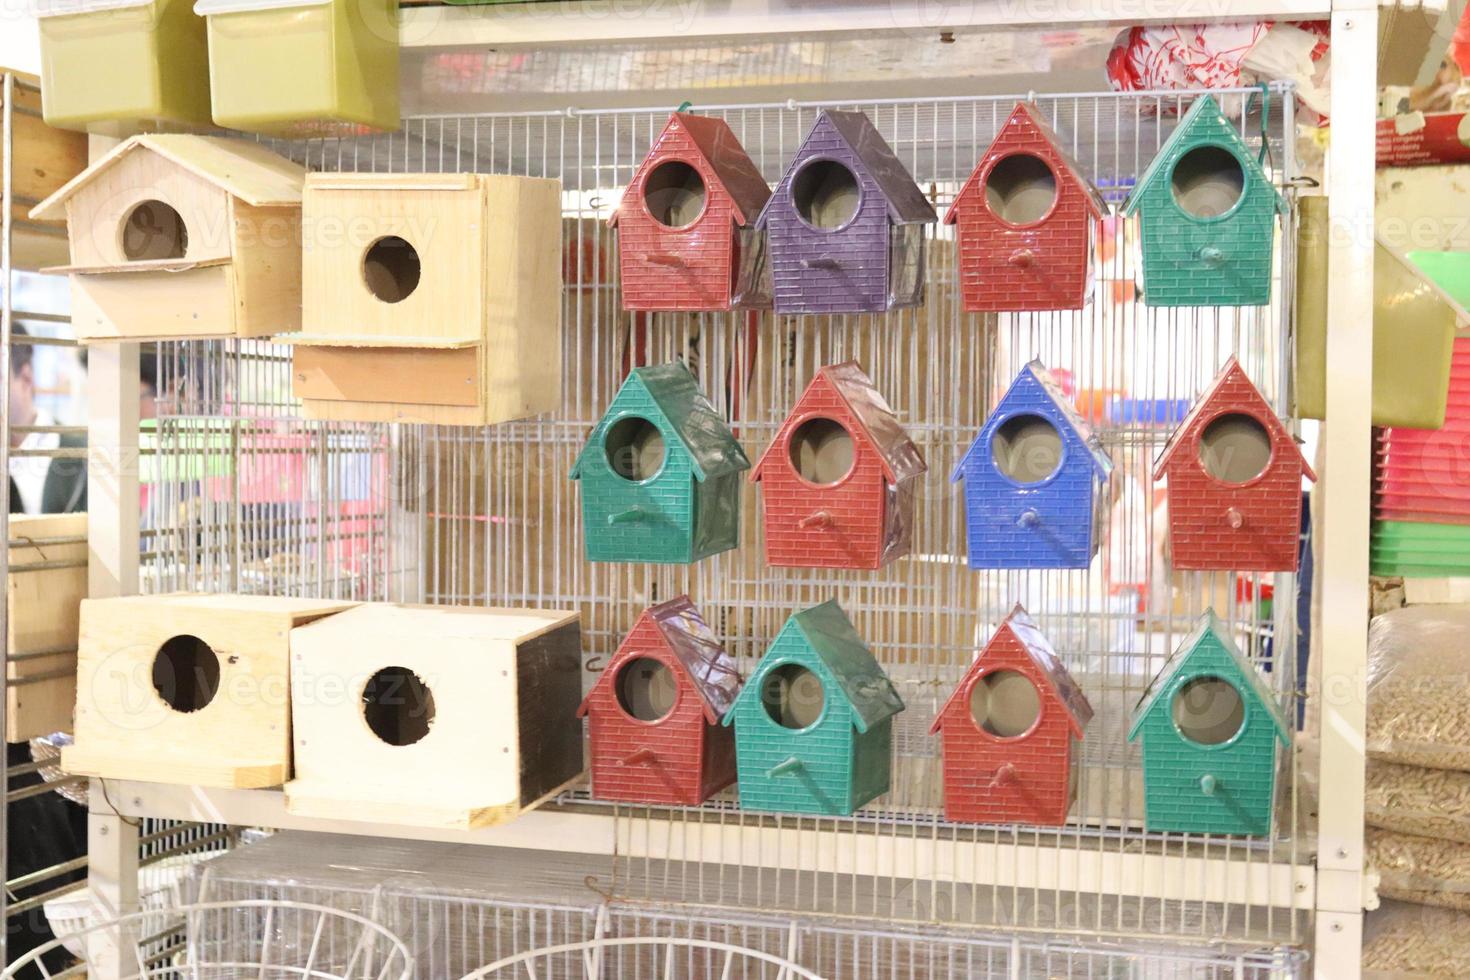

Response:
(754, 109), (937, 314)
(953, 361), (1112, 570)
(29, 134), (306, 342)
(945, 102), (1108, 312)
(612, 112), (772, 311)
(1121, 94), (1287, 307)
(571, 361), (751, 565)
(1155, 357), (1313, 572)
(1128, 609), (1290, 836)
(578, 596), (741, 806)
(751, 361), (927, 570)
(724, 600), (904, 816)
(929, 605), (1092, 826)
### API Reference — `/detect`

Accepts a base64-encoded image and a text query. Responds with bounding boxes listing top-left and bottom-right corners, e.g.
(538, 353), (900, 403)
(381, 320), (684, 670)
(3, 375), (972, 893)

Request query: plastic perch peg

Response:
(797, 511), (833, 530)
(606, 506), (645, 526)
(642, 252), (686, 267)
(1008, 248), (1036, 268)
(767, 756), (805, 779)
(1199, 773), (1218, 797)
(988, 763), (1016, 789)
(1196, 245), (1225, 269)
(801, 257), (840, 270)
(1224, 507), (1245, 530)
(620, 748), (657, 767)
(1017, 508), (1040, 529)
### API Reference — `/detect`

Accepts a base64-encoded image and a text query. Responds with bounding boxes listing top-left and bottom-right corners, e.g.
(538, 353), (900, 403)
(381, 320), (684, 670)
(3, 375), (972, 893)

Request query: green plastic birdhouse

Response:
(1122, 95), (1287, 307)
(1127, 609), (1290, 836)
(571, 361), (750, 564)
(723, 600), (904, 816)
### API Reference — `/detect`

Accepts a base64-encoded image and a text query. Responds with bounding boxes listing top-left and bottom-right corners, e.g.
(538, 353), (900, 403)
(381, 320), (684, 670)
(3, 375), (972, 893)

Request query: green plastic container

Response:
(1408, 250), (1470, 310)
(1372, 520), (1470, 577)
(35, 0), (212, 134)
(195, 0), (399, 135)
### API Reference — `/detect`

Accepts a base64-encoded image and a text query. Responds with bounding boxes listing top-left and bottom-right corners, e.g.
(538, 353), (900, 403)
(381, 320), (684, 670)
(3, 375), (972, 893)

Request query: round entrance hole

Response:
(788, 417), (854, 485)
(992, 414), (1062, 484)
(1199, 412), (1272, 484)
(984, 154), (1058, 225)
(362, 666), (436, 747)
(969, 669), (1042, 738)
(604, 416), (666, 481)
(151, 634), (221, 713)
(1170, 146), (1245, 219)
(616, 657), (678, 722)
(362, 236), (422, 304)
(1171, 675), (1245, 746)
(761, 664), (825, 730)
(792, 160), (860, 230)
(121, 200), (188, 262)
(644, 160), (707, 228)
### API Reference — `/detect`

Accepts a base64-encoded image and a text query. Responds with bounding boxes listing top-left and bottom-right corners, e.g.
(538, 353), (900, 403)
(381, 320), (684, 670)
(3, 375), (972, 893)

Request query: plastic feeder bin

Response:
(34, 0), (212, 134)
(196, 0), (399, 136)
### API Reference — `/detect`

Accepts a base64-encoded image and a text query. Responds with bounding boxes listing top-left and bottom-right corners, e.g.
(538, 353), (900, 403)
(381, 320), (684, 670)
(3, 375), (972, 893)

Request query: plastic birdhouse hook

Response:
(1224, 507), (1245, 529)
(1195, 245), (1226, 269)
(620, 748), (657, 767)
(1199, 773), (1218, 797)
(606, 506), (645, 526)
(797, 511), (833, 530)
(1017, 508), (1040, 529)
(767, 756), (805, 779)
(988, 763), (1016, 789)
(643, 252), (686, 267)
(801, 257), (840, 270)
(1008, 248), (1036, 268)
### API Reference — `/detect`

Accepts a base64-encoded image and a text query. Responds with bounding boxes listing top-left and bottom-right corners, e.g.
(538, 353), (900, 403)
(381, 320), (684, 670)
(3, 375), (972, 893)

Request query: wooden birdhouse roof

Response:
(953, 360), (1112, 481)
(755, 110), (937, 229)
(1152, 356), (1314, 481)
(612, 113), (771, 228)
(929, 604), (1092, 738)
(945, 102), (1108, 224)
(1120, 95), (1286, 219)
(30, 135), (307, 221)
(751, 361), (927, 485)
(1127, 608), (1290, 745)
(571, 361), (751, 483)
(579, 596), (741, 724)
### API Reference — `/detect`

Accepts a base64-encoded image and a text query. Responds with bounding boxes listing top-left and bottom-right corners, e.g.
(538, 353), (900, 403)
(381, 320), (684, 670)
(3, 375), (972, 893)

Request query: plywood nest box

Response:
(7, 513), (87, 742)
(63, 593), (356, 788)
(289, 172), (563, 426)
(1, 70), (88, 271)
(29, 134), (307, 342)
(285, 603), (584, 830)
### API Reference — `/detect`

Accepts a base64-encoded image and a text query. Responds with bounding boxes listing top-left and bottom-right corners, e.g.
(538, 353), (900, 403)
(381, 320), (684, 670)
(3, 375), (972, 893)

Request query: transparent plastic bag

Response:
(1364, 899), (1470, 978)
(1367, 606), (1470, 771)
(1368, 827), (1470, 910)
(1367, 760), (1470, 844)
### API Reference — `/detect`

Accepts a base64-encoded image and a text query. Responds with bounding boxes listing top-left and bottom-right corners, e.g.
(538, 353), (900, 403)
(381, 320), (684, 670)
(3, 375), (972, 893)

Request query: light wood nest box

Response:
(287, 172), (564, 426)
(62, 593), (355, 788)
(284, 603), (584, 830)
(7, 513), (87, 742)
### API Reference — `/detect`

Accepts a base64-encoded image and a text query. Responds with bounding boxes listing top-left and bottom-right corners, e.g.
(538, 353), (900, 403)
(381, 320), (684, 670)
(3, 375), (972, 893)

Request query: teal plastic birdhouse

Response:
(1122, 95), (1287, 307)
(1127, 609), (1290, 836)
(723, 600), (904, 816)
(571, 362), (750, 564)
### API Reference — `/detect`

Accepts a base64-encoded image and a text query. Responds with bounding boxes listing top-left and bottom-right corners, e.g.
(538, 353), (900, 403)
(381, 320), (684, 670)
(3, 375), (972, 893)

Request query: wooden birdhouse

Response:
(578, 596), (741, 806)
(1121, 94), (1287, 307)
(571, 361), (750, 565)
(62, 593), (355, 788)
(953, 361), (1112, 570)
(753, 109), (937, 314)
(945, 102), (1108, 312)
(929, 605), (1092, 826)
(1128, 609), (1290, 836)
(1154, 357), (1314, 572)
(612, 112), (771, 311)
(285, 603), (584, 830)
(288, 172), (562, 426)
(751, 361), (926, 570)
(28, 135), (306, 342)
(6, 513), (87, 742)
(723, 600), (904, 816)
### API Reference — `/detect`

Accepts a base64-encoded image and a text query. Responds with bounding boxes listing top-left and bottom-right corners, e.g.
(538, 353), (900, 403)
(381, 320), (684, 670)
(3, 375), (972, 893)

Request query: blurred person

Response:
(7, 324), (86, 514)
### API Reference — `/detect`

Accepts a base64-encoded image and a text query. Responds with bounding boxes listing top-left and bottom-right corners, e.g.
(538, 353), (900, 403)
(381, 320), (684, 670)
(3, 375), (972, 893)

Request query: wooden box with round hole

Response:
(61, 593), (355, 788)
(284, 602), (584, 829)
(287, 171), (562, 426)
(954, 361), (1112, 570)
(611, 112), (771, 312)
(1153, 357), (1314, 572)
(944, 102), (1107, 313)
(929, 605), (1092, 826)
(751, 361), (926, 570)
(1120, 94), (1287, 308)
(28, 134), (306, 342)
(1127, 609), (1290, 836)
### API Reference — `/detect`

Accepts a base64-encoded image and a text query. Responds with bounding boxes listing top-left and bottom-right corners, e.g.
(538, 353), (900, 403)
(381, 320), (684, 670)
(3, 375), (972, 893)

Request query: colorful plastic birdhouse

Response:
(571, 361), (750, 564)
(1121, 95), (1287, 307)
(578, 596), (741, 806)
(751, 361), (927, 570)
(612, 112), (771, 311)
(1127, 609), (1290, 836)
(1154, 357), (1314, 572)
(953, 361), (1112, 570)
(945, 102), (1108, 312)
(753, 109), (937, 313)
(723, 600), (904, 816)
(929, 605), (1092, 826)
